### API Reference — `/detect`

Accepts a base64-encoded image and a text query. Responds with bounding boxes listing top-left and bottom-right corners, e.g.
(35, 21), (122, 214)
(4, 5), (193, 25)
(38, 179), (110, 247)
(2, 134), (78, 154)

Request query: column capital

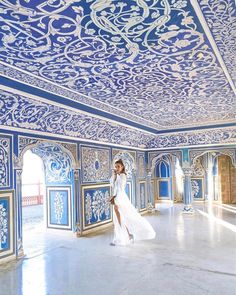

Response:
(13, 154), (23, 170)
(146, 168), (152, 177)
(182, 167), (193, 177)
(73, 169), (79, 181)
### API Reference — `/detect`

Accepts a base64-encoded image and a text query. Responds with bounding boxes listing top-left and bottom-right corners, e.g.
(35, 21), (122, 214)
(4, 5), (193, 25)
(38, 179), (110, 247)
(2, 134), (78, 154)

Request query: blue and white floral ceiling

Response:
(0, 0), (235, 148)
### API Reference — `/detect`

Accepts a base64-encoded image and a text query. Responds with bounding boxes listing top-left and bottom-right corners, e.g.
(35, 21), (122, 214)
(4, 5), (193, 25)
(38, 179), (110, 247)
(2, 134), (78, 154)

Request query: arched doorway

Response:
(190, 150), (236, 203)
(217, 154), (236, 204)
(18, 140), (77, 256)
(22, 150), (46, 254)
(150, 153), (183, 204)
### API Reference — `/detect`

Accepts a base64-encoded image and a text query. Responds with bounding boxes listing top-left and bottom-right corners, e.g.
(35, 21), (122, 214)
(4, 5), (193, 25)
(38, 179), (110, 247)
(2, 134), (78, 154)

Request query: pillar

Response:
(182, 167), (194, 214)
(132, 169), (139, 210)
(146, 168), (154, 211)
(15, 168), (24, 258)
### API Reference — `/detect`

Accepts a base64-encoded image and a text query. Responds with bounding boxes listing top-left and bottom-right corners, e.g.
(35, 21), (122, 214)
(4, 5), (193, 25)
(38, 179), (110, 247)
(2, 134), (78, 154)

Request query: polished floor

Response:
(1, 203), (236, 295)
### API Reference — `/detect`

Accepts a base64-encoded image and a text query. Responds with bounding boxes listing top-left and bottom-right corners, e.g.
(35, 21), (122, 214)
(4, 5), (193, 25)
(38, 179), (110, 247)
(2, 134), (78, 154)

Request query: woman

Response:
(109, 159), (156, 246)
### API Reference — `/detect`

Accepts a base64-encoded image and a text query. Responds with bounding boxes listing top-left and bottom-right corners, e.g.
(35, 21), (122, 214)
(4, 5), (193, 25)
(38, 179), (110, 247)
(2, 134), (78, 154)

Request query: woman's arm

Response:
(110, 171), (117, 196)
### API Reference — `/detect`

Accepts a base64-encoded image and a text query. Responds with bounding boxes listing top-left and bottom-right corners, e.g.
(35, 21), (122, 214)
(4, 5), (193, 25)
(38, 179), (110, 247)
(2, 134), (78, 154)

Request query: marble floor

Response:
(0, 203), (236, 295)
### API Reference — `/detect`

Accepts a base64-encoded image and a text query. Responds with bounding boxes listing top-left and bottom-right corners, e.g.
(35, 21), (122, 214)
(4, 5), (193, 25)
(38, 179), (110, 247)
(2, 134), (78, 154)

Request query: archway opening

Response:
(20, 142), (75, 257)
(152, 154), (183, 204)
(217, 154), (236, 204)
(191, 151), (236, 204)
(22, 149), (46, 254)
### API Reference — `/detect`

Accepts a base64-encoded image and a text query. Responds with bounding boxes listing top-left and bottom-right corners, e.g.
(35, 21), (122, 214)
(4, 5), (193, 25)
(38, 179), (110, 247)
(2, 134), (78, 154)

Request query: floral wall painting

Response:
(0, 191), (14, 259)
(83, 184), (112, 230)
(46, 187), (72, 230)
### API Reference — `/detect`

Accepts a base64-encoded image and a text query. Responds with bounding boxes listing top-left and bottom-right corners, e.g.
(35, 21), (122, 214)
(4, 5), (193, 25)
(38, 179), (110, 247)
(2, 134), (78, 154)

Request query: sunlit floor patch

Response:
(214, 204), (236, 214)
(221, 204), (236, 210)
(197, 209), (236, 233)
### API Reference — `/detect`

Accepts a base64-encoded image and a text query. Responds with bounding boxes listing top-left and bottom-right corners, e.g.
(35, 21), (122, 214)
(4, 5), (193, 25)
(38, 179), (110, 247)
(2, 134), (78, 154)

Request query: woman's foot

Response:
(129, 234), (134, 243)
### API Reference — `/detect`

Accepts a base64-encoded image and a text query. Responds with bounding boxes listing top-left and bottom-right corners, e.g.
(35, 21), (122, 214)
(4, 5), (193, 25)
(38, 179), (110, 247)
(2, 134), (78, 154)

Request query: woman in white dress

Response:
(110, 159), (156, 246)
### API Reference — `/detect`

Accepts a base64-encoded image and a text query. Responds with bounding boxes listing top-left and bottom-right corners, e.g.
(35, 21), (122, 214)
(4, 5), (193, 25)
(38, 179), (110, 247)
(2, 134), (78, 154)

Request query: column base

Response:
(182, 205), (195, 214)
(17, 248), (25, 259)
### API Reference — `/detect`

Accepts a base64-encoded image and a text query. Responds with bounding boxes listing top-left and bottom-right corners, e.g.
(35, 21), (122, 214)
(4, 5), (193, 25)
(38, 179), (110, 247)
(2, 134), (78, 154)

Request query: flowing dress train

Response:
(110, 173), (156, 245)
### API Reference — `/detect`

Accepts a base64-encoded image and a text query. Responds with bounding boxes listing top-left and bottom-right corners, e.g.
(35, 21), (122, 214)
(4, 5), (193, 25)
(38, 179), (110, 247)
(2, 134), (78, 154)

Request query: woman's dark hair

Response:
(115, 159), (126, 174)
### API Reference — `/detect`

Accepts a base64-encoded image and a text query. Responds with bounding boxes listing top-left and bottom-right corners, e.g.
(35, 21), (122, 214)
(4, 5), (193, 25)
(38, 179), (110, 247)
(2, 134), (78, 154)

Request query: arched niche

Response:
(112, 151), (136, 179)
(190, 149), (236, 167)
(189, 149), (236, 202)
(18, 139), (77, 172)
(149, 152), (182, 202)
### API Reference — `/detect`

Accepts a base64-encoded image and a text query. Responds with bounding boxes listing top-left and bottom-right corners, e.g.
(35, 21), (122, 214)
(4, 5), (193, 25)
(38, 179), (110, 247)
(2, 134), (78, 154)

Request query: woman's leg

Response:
(114, 205), (132, 238)
(114, 205), (121, 226)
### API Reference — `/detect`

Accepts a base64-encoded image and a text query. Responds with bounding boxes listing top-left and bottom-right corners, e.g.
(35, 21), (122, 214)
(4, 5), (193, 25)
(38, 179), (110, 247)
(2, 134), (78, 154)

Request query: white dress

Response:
(110, 173), (156, 245)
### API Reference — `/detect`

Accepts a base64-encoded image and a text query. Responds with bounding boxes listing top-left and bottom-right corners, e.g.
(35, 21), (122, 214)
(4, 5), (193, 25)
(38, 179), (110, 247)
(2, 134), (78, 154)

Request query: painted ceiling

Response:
(0, 0), (235, 148)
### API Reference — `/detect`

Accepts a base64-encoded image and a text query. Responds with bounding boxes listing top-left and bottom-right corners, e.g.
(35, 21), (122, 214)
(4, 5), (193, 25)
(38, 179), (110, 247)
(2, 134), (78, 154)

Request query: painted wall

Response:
(0, 129), (149, 262)
(0, 128), (236, 263)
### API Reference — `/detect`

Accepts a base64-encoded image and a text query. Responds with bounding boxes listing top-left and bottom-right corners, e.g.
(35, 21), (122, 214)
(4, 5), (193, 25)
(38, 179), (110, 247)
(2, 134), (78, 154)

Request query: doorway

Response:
(218, 155), (236, 204)
(22, 149), (46, 255)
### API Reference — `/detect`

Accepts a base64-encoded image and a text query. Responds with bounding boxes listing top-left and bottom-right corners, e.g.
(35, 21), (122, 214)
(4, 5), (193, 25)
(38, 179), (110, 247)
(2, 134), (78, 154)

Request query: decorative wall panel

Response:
(46, 186), (72, 230)
(138, 153), (146, 179)
(81, 146), (110, 183)
(139, 181), (146, 211)
(0, 190), (14, 259)
(31, 143), (73, 184)
(191, 157), (205, 177)
(191, 178), (204, 200)
(0, 136), (11, 189)
(83, 184), (112, 230)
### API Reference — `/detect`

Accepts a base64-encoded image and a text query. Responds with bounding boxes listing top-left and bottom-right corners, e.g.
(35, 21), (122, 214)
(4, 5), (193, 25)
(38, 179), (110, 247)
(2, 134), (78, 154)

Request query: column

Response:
(74, 169), (83, 237)
(132, 169), (139, 210)
(146, 169), (154, 211)
(182, 167), (194, 214)
(15, 168), (24, 258)
(206, 154), (214, 201)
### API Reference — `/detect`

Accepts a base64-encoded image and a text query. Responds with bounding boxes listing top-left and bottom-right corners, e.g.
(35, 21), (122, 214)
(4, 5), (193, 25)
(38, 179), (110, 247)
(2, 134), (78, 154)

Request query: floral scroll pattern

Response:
(84, 187), (111, 226)
(0, 201), (8, 250)
(82, 147), (110, 183)
(0, 0), (235, 130)
(53, 192), (64, 224)
(0, 89), (151, 148)
(191, 179), (200, 198)
(31, 142), (73, 184)
(0, 137), (10, 188)
(199, 0), (236, 85)
(0, 89), (235, 149)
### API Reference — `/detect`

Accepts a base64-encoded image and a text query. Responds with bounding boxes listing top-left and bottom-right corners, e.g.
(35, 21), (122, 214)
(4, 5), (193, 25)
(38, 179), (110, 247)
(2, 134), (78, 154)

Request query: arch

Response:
(155, 158), (170, 178)
(150, 152), (182, 175)
(18, 139), (77, 170)
(112, 151), (136, 179)
(190, 149), (236, 167)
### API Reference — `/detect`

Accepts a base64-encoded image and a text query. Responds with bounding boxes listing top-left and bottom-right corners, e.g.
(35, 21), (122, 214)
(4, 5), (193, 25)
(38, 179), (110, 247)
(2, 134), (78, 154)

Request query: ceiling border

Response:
(191, 0), (236, 95)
